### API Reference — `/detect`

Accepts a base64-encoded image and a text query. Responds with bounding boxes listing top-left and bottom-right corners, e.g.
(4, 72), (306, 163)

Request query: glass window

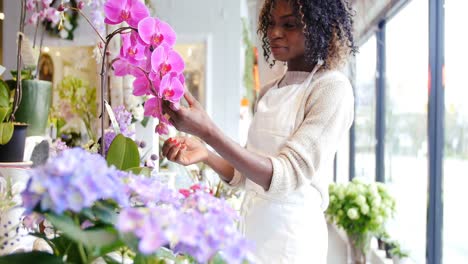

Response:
(385, 1), (428, 263)
(443, 1), (468, 263)
(354, 35), (377, 182)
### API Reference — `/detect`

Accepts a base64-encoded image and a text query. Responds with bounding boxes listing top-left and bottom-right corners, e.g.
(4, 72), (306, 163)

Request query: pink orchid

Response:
(143, 97), (163, 119)
(104, 0), (149, 28)
(155, 122), (169, 135)
(112, 59), (135, 77)
(133, 75), (153, 96)
(120, 31), (146, 65)
(44, 7), (60, 25)
(41, 0), (52, 8)
(137, 17), (176, 48)
(158, 73), (184, 104)
(26, 0), (36, 11)
(151, 44), (184, 78)
(28, 12), (40, 25)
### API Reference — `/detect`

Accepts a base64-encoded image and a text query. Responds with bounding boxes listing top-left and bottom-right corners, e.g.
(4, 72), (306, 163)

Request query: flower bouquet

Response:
(326, 179), (396, 264)
(0, 147), (253, 263)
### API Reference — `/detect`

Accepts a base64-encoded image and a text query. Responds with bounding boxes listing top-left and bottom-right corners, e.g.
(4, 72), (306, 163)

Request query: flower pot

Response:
(0, 124), (28, 162)
(7, 80), (52, 136)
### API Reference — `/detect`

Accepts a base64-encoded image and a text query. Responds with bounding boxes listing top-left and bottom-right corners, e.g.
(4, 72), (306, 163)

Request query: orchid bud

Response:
(57, 4), (65, 12)
(77, 1), (85, 10)
(150, 154), (158, 161)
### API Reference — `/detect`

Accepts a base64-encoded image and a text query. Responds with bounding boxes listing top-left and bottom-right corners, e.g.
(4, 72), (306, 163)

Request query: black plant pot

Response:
(385, 242), (395, 259)
(377, 238), (386, 250)
(0, 124), (28, 162)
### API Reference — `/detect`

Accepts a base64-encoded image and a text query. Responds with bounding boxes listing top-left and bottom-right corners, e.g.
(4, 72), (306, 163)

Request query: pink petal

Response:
(151, 45), (166, 73)
(128, 0), (149, 27)
(112, 59), (132, 76)
(157, 20), (177, 47)
(168, 77), (184, 103)
(166, 50), (185, 74)
(104, 0), (126, 24)
(133, 76), (150, 96)
(138, 17), (157, 45)
(143, 97), (162, 119)
(155, 123), (169, 135)
(158, 74), (171, 98)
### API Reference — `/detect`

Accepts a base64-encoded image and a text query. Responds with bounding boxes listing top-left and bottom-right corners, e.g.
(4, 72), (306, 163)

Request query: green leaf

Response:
(92, 202), (118, 225)
(0, 122), (14, 145)
(106, 134), (140, 170)
(0, 107), (9, 122)
(0, 252), (64, 264)
(127, 167), (151, 176)
(45, 213), (119, 249)
(0, 80), (10, 107)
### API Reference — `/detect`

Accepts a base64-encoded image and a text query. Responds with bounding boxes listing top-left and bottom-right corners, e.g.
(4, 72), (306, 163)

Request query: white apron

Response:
(241, 65), (328, 264)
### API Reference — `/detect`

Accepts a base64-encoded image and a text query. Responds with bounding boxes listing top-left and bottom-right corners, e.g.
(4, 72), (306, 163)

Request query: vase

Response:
(347, 234), (367, 264)
(0, 124), (28, 162)
(7, 80), (52, 137)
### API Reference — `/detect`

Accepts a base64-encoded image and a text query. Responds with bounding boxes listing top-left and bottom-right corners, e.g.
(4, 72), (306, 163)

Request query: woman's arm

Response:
(163, 92), (274, 190)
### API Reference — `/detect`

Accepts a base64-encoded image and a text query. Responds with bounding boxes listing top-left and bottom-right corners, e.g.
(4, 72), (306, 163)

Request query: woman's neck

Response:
(286, 57), (315, 72)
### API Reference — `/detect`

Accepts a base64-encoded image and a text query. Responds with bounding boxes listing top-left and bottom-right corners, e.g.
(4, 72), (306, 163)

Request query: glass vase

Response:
(347, 234), (367, 264)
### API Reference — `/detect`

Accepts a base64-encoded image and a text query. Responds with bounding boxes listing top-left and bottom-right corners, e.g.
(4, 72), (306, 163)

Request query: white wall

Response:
(152, 0), (242, 141)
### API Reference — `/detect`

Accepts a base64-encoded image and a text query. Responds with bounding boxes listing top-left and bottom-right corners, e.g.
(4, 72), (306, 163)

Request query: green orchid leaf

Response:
(106, 134), (140, 170)
(126, 166), (151, 176)
(0, 80), (10, 107)
(0, 252), (64, 264)
(0, 107), (9, 122)
(0, 122), (14, 145)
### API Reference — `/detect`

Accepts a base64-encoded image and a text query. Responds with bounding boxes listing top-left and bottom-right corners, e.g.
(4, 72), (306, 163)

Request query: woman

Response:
(162, 0), (357, 262)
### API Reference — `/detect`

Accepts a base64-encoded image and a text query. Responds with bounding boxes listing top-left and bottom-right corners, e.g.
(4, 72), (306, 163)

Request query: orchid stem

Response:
(99, 26), (137, 156)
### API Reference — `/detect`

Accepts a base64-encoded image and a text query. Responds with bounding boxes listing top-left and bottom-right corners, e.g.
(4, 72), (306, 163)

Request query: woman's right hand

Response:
(161, 136), (209, 166)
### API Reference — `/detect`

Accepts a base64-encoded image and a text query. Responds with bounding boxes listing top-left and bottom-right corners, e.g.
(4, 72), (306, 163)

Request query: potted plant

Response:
(326, 179), (396, 264)
(0, 66), (28, 162)
(7, 0), (55, 137)
(388, 241), (410, 264)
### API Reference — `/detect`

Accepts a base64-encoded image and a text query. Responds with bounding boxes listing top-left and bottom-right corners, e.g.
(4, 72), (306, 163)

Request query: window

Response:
(443, 1), (468, 263)
(354, 35), (377, 182)
(385, 1), (428, 263)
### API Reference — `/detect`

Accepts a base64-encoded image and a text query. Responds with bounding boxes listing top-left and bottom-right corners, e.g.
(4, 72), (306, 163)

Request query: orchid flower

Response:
(104, 0), (149, 27)
(151, 44), (185, 78)
(159, 72), (184, 104)
(155, 122), (169, 135)
(137, 17), (176, 48)
(143, 97), (163, 120)
(120, 31), (146, 65)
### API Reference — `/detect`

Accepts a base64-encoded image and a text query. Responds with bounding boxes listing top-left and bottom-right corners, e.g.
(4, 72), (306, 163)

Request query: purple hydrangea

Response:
(117, 190), (254, 264)
(21, 148), (128, 214)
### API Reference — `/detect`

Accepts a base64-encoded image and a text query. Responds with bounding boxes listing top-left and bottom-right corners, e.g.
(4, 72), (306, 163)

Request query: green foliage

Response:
(0, 78), (15, 144)
(326, 179), (396, 253)
(388, 240), (410, 258)
(56, 76), (98, 141)
(106, 134), (140, 170)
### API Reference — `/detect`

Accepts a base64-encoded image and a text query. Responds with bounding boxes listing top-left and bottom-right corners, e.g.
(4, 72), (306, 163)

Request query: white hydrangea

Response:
(360, 204), (370, 215)
(347, 208), (359, 220)
(355, 195), (366, 206)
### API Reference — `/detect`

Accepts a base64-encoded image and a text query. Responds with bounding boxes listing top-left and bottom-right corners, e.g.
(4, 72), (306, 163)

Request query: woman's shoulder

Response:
(310, 70), (352, 94)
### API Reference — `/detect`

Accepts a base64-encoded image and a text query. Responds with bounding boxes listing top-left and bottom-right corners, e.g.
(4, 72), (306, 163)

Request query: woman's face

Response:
(266, 0), (306, 63)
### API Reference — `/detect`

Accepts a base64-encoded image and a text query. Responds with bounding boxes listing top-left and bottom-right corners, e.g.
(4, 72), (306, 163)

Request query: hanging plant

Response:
(43, 0), (79, 40)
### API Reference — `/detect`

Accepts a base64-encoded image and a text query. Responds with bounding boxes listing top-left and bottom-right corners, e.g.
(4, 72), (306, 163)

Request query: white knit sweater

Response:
(229, 69), (354, 209)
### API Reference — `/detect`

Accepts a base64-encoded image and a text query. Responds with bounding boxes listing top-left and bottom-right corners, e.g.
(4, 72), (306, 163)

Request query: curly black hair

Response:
(258, 0), (357, 69)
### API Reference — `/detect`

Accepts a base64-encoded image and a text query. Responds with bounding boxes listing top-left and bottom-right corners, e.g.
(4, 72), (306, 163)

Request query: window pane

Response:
(355, 35), (377, 182)
(385, 1), (428, 263)
(444, 1), (468, 263)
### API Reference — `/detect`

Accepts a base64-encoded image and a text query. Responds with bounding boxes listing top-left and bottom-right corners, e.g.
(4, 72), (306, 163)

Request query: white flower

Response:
(375, 216), (383, 224)
(131, 104), (144, 122)
(59, 29), (69, 39)
(347, 208), (359, 220)
(360, 204), (370, 215)
(371, 196), (382, 208)
(355, 195), (366, 206)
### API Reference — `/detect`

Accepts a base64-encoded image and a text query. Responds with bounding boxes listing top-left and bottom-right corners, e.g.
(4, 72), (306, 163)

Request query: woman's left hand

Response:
(162, 90), (214, 139)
